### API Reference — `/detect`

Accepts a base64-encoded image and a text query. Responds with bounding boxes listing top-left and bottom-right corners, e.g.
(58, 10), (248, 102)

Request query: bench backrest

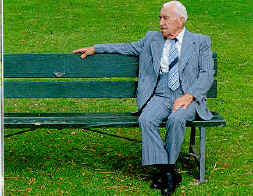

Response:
(4, 53), (217, 98)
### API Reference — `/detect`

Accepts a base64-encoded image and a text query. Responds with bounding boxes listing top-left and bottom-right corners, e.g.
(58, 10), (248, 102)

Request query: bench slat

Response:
(4, 54), (139, 78)
(4, 81), (137, 98)
(4, 80), (217, 98)
(4, 53), (217, 78)
(4, 112), (226, 128)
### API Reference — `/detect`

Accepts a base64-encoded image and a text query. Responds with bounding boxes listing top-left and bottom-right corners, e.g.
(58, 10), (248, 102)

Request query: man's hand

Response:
(172, 93), (194, 111)
(72, 46), (96, 59)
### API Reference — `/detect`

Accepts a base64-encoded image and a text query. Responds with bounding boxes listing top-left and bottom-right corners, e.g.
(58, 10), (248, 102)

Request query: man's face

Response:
(159, 6), (184, 39)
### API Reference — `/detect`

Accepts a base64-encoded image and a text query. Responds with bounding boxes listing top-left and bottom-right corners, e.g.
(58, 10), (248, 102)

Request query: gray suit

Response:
(95, 29), (215, 165)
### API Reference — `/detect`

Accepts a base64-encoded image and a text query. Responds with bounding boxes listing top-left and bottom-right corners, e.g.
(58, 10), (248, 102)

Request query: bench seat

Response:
(5, 112), (225, 128)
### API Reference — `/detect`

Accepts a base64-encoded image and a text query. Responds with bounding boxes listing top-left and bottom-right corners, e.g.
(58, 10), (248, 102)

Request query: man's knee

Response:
(138, 113), (151, 125)
(167, 109), (187, 126)
(138, 112), (160, 127)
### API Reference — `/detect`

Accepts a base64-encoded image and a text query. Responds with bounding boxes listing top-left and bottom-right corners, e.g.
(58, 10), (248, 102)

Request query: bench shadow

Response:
(85, 128), (201, 180)
(5, 127), (202, 183)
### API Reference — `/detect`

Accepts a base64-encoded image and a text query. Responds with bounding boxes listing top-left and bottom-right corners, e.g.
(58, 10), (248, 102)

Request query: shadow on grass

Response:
(5, 127), (203, 183)
(86, 127), (141, 143)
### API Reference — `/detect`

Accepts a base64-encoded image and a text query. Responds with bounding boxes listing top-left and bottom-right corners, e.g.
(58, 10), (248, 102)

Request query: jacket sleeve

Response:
(185, 36), (215, 102)
(94, 32), (151, 56)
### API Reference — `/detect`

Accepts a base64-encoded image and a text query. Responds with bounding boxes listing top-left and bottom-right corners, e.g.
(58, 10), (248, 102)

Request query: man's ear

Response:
(179, 17), (185, 27)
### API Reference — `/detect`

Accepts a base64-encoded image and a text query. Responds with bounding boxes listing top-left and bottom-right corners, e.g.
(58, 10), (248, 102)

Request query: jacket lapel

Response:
(149, 30), (196, 76)
(151, 35), (166, 76)
(179, 29), (196, 73)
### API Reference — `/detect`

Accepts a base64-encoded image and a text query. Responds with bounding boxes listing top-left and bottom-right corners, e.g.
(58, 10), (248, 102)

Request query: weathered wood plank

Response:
(4, 53), (217, 78)
(4, 80), (217, 98)
(4, 112), (226, 128)
(4, 81), (137, 98)
(4, 54), (139, 78)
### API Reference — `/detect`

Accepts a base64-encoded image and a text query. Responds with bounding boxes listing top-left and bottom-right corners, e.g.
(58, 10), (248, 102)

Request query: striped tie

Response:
(168, 38), (180, 91)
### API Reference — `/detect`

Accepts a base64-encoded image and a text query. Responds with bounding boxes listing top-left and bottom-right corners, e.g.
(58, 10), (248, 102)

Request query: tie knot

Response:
(172, 38), (178, 43)
(169, 38), (177, 45)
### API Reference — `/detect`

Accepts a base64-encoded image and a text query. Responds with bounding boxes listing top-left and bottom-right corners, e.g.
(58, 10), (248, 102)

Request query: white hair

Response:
(163, 1), (188, 23)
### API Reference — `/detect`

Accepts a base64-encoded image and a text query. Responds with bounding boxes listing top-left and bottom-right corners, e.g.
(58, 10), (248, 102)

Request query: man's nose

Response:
(160, 18), (165, 26)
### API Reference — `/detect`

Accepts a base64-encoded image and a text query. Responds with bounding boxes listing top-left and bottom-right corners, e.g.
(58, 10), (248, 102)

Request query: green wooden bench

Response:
(4, 53), (225, 182)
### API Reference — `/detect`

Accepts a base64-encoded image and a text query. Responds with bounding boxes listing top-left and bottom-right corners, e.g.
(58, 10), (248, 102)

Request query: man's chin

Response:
(161, 32), (175, 40)
(161, 30), (168, 38)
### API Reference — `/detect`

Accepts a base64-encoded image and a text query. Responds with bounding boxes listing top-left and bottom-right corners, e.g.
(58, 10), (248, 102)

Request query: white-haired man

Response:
(73, 1), (214, 195)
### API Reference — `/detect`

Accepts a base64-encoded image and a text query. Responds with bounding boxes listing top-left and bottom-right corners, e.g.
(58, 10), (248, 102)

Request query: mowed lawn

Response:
(3, 0), (253, 195)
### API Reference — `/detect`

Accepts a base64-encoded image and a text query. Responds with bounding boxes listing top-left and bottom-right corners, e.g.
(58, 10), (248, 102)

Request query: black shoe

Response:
(160, 171), (182, 196)
(150, 174), (163, 189)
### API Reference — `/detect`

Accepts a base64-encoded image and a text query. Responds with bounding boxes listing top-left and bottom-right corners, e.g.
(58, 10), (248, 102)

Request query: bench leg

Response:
(199, 127), (206, 182)
(189, 127), (196, 154)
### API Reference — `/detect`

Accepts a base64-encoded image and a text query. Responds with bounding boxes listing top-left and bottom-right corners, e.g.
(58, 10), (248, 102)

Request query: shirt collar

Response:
(175, 27), (185, 44)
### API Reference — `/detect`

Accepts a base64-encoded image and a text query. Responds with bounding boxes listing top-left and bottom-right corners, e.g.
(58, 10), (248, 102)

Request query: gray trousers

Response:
(138, 73), (196, 165)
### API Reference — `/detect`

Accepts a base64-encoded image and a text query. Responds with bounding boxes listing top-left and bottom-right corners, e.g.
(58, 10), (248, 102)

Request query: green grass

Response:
(4, 0), (253, 195)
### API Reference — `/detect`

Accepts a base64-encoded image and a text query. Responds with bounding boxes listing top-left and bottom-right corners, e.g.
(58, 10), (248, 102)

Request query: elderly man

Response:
(73, 1), (214, 195)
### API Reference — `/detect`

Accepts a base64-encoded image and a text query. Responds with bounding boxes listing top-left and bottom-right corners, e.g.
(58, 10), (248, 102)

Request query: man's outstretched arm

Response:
(72, 31), (154, 59)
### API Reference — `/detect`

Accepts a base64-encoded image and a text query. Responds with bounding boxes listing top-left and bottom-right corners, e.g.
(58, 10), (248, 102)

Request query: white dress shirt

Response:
(160, 27), (185, 73)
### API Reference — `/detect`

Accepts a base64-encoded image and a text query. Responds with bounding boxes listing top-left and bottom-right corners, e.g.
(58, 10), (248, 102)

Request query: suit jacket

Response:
(94, 29), (215, 120)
